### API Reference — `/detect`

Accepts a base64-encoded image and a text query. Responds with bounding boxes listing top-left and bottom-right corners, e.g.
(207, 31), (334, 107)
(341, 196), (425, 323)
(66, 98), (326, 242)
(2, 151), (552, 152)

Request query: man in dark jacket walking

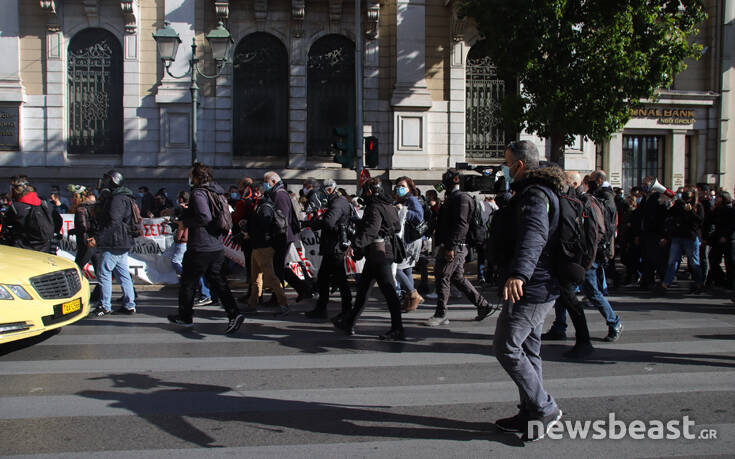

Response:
(492, 141), (563, 442)
(4, 175), (61, 254)
(304, 178), (353, 319)
(88, 171), (136, 317)
(264, 171), (313, 302)
(424, 168), (492, 327)
(168, 162), (244, 334)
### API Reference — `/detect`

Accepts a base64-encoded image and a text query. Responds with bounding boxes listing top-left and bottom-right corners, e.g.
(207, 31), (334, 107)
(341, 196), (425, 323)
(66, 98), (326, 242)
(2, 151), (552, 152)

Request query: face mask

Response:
(164, 192), (169, 198)
(264, 182), (272, 191)
(188, 178), (194, 187)
(676, 193), (683, 200)
(636, 196), (642, 205)
(302, 187), (310, 195)
(396, 186), (408, 198)
(231, 192), (240, 200)
(137, 192), (144, 198)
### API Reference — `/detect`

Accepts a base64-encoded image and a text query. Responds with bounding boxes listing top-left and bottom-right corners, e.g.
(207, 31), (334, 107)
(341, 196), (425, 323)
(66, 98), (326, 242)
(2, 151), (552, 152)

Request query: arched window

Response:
(233, 33), (288, 157)
(465, 41), (515, 161)
(307, 35), (355, 158)
(67, 28), (123, 155)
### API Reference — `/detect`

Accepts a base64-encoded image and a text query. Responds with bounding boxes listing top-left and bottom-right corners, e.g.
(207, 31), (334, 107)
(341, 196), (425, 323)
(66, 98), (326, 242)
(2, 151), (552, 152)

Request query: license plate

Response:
(61, 298), (81, 315)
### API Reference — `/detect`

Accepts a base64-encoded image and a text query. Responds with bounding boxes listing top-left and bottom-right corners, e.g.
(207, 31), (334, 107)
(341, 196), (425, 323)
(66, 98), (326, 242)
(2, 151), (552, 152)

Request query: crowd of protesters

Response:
(3, 144), (735, 441)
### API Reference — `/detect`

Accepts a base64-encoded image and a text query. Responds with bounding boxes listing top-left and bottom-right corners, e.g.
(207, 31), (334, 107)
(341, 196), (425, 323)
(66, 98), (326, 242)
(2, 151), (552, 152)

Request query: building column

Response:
(390, 0), (432, 168)
(671, 130), (687, 189)
(720, 0), (735, 191)
(606, 132), (623, 188)
(156, 0), (196, 166)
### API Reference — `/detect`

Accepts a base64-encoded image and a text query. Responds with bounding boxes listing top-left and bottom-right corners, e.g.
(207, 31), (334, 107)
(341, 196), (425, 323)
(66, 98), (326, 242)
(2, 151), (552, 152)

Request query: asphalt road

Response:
(1, 282), (735, 458)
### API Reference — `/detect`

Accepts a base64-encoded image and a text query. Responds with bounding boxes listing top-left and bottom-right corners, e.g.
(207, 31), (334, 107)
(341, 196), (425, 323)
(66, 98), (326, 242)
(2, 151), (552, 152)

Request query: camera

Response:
(434, 163), (504, 194)
(339, 222), (356, 251)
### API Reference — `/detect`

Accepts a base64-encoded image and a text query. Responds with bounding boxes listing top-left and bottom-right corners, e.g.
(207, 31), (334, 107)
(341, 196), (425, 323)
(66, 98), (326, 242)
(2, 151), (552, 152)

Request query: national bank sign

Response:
(629, 107), (695, 125)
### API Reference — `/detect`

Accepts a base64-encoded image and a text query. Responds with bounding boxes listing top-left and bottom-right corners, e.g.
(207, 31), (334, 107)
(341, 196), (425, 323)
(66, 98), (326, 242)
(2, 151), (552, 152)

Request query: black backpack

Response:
(594, 191), (617, 261)
(127, 197), (144, 238)
(466, 194), (487, 247)
(258, 200), (288, 242)
(24, 201), (56, 253)
(204, 190), (233, 236)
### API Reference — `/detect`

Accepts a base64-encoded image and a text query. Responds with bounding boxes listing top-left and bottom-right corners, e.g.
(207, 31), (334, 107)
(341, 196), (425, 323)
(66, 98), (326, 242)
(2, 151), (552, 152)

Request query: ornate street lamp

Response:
(153, 21), (233, 164)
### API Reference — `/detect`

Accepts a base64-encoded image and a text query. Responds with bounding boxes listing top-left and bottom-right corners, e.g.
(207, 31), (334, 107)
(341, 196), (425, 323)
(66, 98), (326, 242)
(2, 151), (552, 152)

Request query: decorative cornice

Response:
(328, 0), (342, 31)
(450, 2), (467, 42)
(366, 1), (379, 39)
(291, 0), (305, 38)
(213, 0), (229, 21)
(120, 0), (137, 34)
(39, 0), (60, 32)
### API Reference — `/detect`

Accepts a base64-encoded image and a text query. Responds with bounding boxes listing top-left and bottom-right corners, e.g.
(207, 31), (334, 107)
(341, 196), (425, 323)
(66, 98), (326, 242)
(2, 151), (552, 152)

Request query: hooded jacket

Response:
(94, 187), (136, 253)
(5, 191), (62, 253)
(498, 165), (565, 304)
(354, 192), (401, 262)
(308, 191), (353, 255)
(183, 182), (226, 252)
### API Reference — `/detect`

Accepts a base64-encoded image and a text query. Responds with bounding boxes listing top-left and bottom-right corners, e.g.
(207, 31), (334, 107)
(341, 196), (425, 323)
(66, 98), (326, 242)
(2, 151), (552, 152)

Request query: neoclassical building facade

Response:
(0, 0), (733, 193)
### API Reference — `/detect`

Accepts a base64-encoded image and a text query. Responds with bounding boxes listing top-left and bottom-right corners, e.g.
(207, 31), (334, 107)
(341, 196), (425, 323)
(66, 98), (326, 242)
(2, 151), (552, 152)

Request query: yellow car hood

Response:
(0, 246), (79, 285)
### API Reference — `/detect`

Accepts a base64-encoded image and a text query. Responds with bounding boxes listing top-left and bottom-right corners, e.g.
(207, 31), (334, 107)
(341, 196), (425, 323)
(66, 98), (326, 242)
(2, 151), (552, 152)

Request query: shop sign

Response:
(0, 104), (20, 151)
(629, 107), (695, 125)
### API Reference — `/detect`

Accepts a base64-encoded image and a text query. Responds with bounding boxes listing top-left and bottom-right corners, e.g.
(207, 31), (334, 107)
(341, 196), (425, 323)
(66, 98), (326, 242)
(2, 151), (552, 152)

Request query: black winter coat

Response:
(665, 200), (704, 240)
(309, 192), (353, 255)
(183, 183), (226, 253)
(435, 189), (473, 249)
(354, 195), (401, 262)
(94, 187), (135, 253)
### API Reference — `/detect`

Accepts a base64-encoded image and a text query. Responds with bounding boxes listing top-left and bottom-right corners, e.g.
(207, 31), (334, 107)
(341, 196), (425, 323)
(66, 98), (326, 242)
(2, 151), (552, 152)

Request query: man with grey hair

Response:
(492, 140), (564, 441)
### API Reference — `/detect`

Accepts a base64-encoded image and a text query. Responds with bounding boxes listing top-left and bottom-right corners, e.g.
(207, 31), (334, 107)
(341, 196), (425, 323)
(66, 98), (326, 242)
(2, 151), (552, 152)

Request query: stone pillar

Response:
(720, 0), (735, 191)
(390, 0), (432, 168)
(156, 0), (196, 166)
(0, 0), (24, 103)
(671, 130), (686, 189)
(606, 132), (623, 188)
(447, 39), (465, 169)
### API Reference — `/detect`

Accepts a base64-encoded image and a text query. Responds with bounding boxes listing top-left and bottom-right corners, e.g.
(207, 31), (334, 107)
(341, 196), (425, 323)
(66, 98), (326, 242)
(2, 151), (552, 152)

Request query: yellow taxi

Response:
(0, 245), (90, 344)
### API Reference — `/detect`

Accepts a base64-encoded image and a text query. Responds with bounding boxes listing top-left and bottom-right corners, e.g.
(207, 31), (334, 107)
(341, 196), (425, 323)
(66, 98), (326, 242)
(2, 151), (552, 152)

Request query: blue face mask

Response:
(676, 192), (683, 200)
(636, 196), (642, 205)
(263, 182), (272, 191)
(188, 178), (194, 188)
(231, 192), (240, 200)
(396, 186), (408, 198)
(501, 164), (514, 186)
(137, 192), (144, 198)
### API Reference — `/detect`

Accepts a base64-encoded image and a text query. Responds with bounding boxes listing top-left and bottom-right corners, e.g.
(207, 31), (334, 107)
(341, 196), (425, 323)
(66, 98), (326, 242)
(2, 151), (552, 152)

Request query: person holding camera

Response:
(304, 178), (354, 320)
(333, 177), (405, 340)
(660, 187), (705, 293)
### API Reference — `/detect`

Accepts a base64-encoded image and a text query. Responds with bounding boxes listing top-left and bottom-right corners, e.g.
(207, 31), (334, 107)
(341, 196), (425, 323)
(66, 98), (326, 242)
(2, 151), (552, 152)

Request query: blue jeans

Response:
(171, 242), (187, 275)
(663, 237), (704, 286)
(581, 262), (620, 328)
(98, 251), (135, 311)
(494, 299), (558, 418)
(395, 267), (415, 293)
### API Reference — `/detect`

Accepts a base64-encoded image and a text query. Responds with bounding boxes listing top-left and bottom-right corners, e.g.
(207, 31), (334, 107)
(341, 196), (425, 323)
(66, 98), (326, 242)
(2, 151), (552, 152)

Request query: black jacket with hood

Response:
(354, 192), (401, 263)
(495, 165), (565, 304)
(94, 187), (136, 253)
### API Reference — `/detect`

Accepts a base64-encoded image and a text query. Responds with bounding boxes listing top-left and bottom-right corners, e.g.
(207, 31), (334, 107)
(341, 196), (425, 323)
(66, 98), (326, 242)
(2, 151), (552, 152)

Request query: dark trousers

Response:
(178, 249), (240, 321)
(274, 244), (314, 297)
(708, 240), (735, 288)
(345, 253), (403, 331)
(315, 252), (352, 313)
(434, 245), (488, 317)
(76, 242), (102, 302)
(640, 232), (668, 287)
(553, 282), (591, 344)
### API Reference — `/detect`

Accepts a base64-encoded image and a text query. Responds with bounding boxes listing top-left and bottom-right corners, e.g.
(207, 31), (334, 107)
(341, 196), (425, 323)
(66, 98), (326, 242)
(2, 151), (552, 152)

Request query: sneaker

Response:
(495, 410), (529, 433)
(114, 306), (135, 315)
(90, 306), (111, 317)
(194, 297), (213, 307)
(424, 292), (438, 300)
(475, 303), (498, 321)
(563, 342), (595, 359)
(273, 306), (289, 318)
(522, 408), (563, 442)
(378, 328), (406, 341)
(331, 317), (355, 336)
(424, 315), (449, 327)
(541, 330), (567, 341)
(304, 308), (328, 319)
(225, 313), (245, 335)
(604, 323), (623, 342)
(167, 314), (193, 328)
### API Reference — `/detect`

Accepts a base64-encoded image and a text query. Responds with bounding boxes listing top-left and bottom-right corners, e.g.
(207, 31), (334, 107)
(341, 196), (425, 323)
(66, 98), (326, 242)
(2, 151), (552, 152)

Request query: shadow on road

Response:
(78, 373), (524, 448)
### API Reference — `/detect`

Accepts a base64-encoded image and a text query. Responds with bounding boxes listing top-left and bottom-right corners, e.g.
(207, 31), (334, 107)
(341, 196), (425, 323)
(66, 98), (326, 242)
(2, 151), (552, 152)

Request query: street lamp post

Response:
(153, 21), (234, 165)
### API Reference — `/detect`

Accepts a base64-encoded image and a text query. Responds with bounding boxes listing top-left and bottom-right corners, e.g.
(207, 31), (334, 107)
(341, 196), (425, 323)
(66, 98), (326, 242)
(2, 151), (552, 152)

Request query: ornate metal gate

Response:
(307, 35), (355, 158)
(233, 33), (288, 157)
(466, 45), (510, 161)
(67, 29), (123, 155)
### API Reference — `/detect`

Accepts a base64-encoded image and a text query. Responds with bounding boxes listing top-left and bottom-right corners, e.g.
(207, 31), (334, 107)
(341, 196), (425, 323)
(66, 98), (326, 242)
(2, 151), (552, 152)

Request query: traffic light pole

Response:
(354, 0), (364, 185)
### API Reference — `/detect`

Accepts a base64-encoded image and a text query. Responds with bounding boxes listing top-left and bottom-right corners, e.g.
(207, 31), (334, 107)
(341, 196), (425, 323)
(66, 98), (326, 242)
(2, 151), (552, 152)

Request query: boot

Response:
(403, 289), (423, 313)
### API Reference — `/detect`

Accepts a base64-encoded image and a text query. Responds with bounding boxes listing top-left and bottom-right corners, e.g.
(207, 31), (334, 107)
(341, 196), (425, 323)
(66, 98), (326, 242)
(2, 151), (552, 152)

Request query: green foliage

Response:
(459, 0), (707, 164)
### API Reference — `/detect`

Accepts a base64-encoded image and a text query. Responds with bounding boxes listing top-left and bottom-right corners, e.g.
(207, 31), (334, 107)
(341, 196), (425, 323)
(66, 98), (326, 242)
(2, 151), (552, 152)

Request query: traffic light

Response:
(364, 136), (378, 168)
(332, 126), (355, 169)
